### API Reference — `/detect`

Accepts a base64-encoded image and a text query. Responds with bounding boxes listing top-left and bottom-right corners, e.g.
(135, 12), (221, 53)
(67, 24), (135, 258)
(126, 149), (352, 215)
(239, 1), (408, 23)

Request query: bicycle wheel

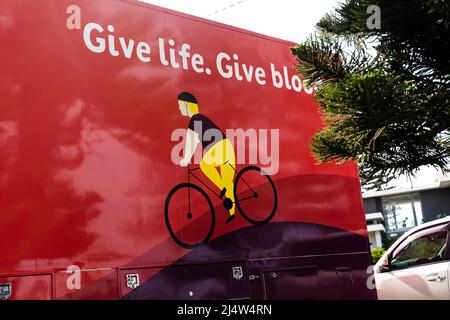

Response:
(234, 166), (277, 225)
(164, 183), (215, 249)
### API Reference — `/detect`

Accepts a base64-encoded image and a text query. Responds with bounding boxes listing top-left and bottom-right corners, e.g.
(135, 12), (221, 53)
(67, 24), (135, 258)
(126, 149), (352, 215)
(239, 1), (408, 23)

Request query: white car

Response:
(374, 216), (450, 300)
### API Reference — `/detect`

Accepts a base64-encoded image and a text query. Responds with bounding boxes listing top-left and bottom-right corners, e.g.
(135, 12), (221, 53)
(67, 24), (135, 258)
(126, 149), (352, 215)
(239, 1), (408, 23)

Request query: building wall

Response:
(368, 232), (376, 249)
(363, 197), (383, 214)
(375, 198), (383, 213)
(420, 187), (450, 222)
(368, 231), (383, 249)
(363, 198), (377, 213)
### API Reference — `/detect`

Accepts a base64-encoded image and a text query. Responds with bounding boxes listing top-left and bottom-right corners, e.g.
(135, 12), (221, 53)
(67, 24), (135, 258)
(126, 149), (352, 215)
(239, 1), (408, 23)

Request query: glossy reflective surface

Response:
(0, 0), (372, 299)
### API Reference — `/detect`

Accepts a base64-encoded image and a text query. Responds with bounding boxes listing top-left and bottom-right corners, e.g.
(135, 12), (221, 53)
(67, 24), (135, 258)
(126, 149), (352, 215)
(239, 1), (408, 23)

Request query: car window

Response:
(391, 230), (448, 270)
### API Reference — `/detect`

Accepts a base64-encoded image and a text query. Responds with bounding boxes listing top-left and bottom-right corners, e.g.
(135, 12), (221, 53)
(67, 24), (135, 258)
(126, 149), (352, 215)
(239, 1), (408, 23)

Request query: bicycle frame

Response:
(187, 164), (225, 199)
(187, 163), (259, 204)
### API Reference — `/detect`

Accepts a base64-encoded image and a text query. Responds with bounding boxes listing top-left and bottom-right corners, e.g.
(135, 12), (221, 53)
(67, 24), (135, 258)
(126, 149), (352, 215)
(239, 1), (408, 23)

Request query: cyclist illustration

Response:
(165, 91), (278, 249)
(177, 92), (237, 224)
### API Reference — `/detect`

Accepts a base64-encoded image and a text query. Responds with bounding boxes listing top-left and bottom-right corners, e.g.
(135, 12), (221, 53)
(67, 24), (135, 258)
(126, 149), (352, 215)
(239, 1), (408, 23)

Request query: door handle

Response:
(426, 273), (446, 282)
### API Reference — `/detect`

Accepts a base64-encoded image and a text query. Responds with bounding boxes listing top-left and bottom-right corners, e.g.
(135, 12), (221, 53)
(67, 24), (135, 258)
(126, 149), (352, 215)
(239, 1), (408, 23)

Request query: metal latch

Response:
(0, 283), (12, 300)
(249, 274), (260, 281)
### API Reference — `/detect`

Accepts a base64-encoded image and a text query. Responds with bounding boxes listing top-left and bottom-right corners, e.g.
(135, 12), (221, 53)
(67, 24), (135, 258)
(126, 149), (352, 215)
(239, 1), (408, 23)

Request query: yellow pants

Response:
(200, 139), (236, 215)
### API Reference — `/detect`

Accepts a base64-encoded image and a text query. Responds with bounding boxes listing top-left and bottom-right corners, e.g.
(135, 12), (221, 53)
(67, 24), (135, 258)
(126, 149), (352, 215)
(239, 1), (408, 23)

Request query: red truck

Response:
(0, 0), (376, 300)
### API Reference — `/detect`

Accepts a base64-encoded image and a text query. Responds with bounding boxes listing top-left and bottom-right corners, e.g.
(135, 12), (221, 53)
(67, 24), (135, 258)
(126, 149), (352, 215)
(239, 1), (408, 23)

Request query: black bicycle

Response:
(164, 163), (278, 249)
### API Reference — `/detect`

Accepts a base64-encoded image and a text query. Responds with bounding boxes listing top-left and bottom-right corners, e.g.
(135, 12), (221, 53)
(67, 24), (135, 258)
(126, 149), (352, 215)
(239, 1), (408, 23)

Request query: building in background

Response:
(365, 212), (385, 249)
(363, 176), (450, 248)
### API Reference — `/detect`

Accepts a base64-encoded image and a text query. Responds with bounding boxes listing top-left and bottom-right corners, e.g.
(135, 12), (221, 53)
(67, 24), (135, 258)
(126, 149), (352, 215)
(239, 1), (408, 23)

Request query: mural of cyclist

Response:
(177, 92), (237, 224)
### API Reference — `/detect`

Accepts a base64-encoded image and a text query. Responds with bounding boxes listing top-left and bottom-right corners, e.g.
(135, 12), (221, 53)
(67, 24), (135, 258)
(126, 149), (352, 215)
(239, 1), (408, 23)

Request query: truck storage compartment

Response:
(54, 268), (118, 300)
(0, 274), (52, 300)
(121, 261), (249, 300)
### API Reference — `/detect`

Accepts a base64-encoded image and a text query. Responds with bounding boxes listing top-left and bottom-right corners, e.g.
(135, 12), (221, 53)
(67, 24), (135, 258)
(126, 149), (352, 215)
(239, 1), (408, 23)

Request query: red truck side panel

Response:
(0, 0), (374, 299)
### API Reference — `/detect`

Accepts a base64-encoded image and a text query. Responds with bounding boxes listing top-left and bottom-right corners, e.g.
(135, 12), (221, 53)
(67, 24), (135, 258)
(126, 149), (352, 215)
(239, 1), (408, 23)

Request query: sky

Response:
(138, 0), (447, 190)
(138, 0), (340, 43)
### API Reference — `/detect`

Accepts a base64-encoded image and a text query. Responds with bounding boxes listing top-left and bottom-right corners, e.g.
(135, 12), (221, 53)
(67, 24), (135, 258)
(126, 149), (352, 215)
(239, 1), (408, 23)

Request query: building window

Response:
(382, 193), (423, 234)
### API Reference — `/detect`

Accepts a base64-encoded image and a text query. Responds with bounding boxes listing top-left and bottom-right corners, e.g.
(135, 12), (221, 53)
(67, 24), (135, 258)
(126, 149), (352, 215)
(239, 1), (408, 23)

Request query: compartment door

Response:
(262, 266), (318, 300)
(0, 274), (52, 300)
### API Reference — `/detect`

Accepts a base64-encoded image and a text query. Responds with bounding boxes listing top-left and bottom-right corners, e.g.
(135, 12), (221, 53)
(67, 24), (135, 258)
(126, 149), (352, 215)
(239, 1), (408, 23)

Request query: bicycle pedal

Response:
(225, 214), (235, 224)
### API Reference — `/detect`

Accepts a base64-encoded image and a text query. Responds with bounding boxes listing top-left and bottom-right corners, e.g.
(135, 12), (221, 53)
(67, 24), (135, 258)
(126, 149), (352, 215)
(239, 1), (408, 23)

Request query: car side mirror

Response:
(380, 254), (392, 272)
(380, 263), (390, 272)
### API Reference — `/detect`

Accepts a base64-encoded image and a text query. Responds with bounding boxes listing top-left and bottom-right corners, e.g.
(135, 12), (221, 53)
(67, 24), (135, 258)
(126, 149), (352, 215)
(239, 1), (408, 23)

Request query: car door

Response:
(376, 223), (450, 300)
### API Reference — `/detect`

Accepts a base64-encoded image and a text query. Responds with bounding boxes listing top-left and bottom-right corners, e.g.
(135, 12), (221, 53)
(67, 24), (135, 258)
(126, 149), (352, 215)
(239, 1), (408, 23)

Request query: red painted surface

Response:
(0, 275), (52, 300)
(0, 0), (370, 299)
(54, 268), (118, 300)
